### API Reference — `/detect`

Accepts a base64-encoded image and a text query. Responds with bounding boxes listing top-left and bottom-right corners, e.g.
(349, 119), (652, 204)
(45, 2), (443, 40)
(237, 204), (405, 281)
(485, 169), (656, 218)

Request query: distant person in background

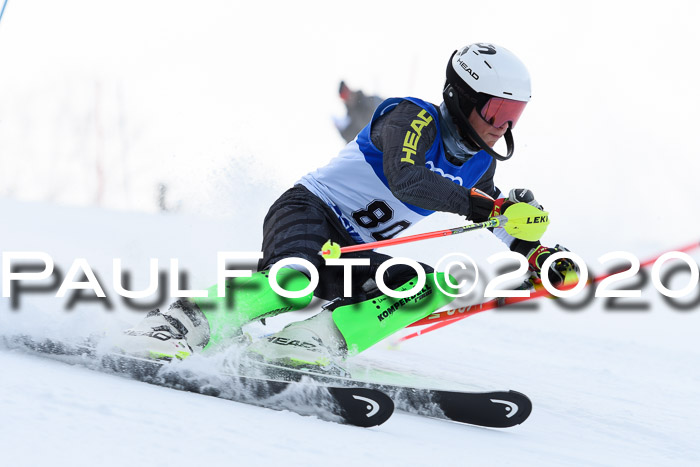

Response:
(157, 183), (169, 212)
(156, 183), (181, 213)
(333, 81), (383, 143)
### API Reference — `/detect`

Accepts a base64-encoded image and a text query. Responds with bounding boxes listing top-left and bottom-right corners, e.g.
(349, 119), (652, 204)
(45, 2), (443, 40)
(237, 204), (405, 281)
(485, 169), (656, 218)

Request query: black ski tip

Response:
(494, 390), (532, 427)
(436, 389), (533, 428)
(328, 387), (394, 428)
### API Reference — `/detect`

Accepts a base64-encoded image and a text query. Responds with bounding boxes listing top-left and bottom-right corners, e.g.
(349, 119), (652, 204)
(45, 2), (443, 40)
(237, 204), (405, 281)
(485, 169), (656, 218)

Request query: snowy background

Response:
(1, 0), (700, 466)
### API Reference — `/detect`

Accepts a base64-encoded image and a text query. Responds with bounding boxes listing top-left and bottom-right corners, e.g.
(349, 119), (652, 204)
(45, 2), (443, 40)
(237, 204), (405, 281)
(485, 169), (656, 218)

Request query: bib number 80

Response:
(351, 200), (410, 241)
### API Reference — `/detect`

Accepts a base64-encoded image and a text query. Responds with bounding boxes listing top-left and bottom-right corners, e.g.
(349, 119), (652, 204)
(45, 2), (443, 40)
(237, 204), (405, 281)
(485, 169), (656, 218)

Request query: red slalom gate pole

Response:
(398, 240), (700, 343)
(400, 282), (579, 342)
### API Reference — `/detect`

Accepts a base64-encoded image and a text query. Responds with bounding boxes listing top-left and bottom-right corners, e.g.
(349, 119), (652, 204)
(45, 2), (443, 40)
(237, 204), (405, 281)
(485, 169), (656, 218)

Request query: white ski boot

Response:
(245, 309), (349, 376)
(114, 300), (210, 360)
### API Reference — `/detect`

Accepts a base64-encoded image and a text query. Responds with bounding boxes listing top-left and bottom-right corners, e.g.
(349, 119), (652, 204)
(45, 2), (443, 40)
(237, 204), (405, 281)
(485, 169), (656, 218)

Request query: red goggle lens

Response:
(480, 97), (527, 129)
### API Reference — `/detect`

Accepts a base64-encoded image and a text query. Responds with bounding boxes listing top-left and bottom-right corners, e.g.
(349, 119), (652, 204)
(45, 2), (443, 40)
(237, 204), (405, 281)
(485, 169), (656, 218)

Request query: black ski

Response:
(0, 335), (394, 428)
(379, 386), (531, 428)
(255, 362), (532, 428)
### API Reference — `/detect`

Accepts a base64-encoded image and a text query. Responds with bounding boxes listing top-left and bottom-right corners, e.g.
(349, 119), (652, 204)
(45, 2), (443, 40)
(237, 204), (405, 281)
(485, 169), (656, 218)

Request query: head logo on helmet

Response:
(456, 57), (479, 81)
(442, 43), (531, 162)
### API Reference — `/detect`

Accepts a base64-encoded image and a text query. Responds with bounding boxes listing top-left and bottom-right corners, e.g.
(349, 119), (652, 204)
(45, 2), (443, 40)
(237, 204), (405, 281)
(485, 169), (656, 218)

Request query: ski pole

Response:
(320, 202), (549, 259)
(399, 239), (700, 342)
(321, 217), (503, 259)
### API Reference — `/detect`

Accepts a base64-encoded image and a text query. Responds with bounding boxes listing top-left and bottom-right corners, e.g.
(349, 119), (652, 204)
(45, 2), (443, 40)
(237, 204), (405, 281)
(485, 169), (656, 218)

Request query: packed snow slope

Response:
(1, 199), (699, 467)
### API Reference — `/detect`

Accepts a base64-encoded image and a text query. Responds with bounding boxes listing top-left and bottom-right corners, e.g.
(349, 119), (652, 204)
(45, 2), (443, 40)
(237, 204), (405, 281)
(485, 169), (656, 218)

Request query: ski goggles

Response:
(478, 97), (528, 129)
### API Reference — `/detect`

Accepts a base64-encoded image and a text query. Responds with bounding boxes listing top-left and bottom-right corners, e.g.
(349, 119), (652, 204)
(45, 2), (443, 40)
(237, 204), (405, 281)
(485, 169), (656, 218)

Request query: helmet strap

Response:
(462, 121), (515, 162)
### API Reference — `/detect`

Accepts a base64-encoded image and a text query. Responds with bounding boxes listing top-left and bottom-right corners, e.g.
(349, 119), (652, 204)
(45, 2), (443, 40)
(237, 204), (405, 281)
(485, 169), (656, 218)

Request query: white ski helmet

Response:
(443, 43), (531, 161)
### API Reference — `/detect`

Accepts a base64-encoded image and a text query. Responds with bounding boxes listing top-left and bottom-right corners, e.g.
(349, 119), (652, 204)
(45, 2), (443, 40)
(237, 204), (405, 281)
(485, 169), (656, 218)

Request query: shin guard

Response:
(331, 272), (457, 355)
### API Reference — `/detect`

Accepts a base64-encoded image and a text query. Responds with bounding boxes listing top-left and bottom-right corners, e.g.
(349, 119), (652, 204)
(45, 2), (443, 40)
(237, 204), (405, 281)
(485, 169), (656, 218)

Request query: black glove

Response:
(467, 188), (496, 222)
(526, 244), (579, 286)
(470, 187), (542, 222)
(502, 188), (543, 211)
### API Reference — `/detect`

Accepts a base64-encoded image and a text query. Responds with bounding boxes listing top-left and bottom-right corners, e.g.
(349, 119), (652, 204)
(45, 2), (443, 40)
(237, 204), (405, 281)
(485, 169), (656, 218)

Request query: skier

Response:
(117, 43), (578, 373)
(333, 81), (384, 143)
